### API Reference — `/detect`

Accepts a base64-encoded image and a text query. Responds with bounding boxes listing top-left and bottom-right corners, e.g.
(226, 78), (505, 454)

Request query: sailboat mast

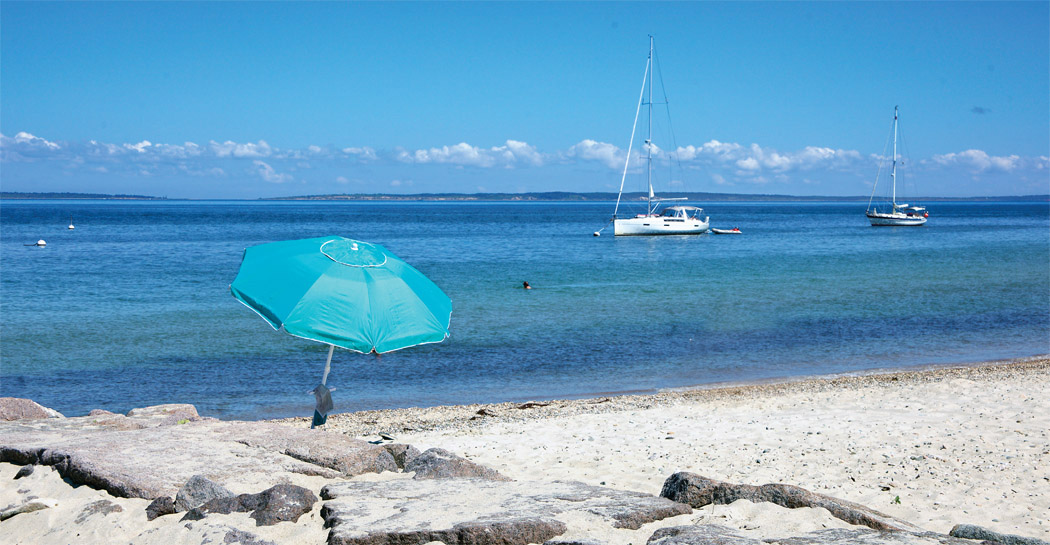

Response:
(892, 105), (898, 207)
(646, 35), (654, 216)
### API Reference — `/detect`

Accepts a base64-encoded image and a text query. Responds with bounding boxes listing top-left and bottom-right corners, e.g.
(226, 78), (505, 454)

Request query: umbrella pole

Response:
(321, 344), (334, 386)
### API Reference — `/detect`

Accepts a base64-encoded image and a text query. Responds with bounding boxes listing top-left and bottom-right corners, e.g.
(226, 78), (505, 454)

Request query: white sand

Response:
(2, 357), (1047, 543)
(344, 357), (1050, 540)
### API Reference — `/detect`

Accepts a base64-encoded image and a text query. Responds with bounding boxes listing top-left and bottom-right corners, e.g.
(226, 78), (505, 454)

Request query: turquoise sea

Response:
(1, 200), (1047, 420)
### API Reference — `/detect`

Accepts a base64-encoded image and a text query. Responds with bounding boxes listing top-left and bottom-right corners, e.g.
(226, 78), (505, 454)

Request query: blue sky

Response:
(2, 1), (1047, 199)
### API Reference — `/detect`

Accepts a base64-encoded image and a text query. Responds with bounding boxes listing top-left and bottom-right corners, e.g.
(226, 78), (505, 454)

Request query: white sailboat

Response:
(866, 106), (927, 226)
(603, 36), (709, 237)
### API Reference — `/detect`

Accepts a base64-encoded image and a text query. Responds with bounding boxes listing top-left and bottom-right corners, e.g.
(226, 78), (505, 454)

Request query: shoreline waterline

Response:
(271, 354), (1049, 436)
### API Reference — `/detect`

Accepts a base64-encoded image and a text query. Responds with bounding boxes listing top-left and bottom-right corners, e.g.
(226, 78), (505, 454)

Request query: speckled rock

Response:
(181, 484), (317, 526)
(405, 447), (511, 481)
(0, 398), (64, 421)
(320, 478), (690, 545)
(649, 525), (992, 545)
(949, 524), (1050, 545)
(145, 496), (176, 520)
(660, 472), (922, 532)
(175, 474), (233, 512)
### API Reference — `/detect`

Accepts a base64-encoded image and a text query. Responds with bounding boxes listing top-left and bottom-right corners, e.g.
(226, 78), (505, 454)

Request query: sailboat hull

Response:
(614, 216), (710, 236)
(866, 212), (927, 226)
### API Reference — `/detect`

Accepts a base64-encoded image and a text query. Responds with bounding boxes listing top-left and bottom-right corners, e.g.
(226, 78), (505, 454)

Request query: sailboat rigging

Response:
(598, 36), (709, 237)
(866, 106), (928, 226)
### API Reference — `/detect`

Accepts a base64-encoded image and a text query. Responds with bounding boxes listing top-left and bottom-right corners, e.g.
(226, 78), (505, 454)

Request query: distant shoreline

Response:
(3, 191), (1048, 202)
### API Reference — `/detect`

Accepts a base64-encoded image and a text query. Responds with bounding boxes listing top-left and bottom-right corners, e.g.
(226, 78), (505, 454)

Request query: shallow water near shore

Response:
(2, 200), (1047, 419)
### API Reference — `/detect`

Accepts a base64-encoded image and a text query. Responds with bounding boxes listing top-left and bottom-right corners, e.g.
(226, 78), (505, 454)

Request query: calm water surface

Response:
(2, 200), (1047, 419)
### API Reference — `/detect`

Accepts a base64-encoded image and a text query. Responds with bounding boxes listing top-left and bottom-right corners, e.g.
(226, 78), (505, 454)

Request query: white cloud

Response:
(10, 132), (61, 150)
(930, 149), (1021, 171)
(343, 146), (377, 161)
(397, 140), (545, 168)
(676, 140), (743, 161)
(126, 140), (152, 153)
(252, 160), (292, 183)
(736, 157), (760, 171)
(211, 140), (272, 158)
(500, 140), (544, 166)
(567, 139), (624, 169)
(4, 132), (1046, 197)
(0, 132), (61, 160)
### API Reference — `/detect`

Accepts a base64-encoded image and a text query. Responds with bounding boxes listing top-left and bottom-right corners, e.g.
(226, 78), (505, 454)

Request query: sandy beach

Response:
(2, 356), (1048, 544)
(317, 356), (1050, 539)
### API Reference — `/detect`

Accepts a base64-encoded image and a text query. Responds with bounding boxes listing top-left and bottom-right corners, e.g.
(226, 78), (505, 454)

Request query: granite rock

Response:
(181, 484), (317, 526)
(0, 498), (58, 521)
(229, 421), (398, 476)
(405, 447), (511, 481)
(14, 464), (34, 479)
(320, 478), (691, 545)
(145, 496), (176, 520)
(175, 474), (234, 512)
(648, 525), (763, 545)
(381, 443), (421, 470)
(649, 525), (993, 545)
(660, 472), (923, 532)
(0, 413), (403, 499)
(949, 524), (1050, 545)
(0, 398), (64, 421)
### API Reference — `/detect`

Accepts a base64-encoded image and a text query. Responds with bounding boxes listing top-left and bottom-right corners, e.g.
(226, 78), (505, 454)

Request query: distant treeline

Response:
(1, 192), (166, 200)
(3, 191), (1047, 202)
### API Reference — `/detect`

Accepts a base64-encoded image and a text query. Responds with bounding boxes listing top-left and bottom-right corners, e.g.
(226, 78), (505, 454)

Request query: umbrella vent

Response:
(320, 239), (388, 268)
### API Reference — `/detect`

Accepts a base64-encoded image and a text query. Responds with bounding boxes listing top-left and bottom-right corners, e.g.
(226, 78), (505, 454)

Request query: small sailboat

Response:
(866, 106), (928, 226)
(601, 36), (709, 237)
(68, 215), (75, 230)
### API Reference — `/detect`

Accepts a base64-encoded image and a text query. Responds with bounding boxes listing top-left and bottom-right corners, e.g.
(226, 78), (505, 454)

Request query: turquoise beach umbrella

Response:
(230, 236), (452, 389)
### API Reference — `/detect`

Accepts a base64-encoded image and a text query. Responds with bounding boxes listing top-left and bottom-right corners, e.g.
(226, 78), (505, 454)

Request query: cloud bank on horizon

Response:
(1, 131), (1045, 199)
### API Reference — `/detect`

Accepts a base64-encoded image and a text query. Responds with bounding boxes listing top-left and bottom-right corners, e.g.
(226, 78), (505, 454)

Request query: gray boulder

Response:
(382, 443), (421, 470)
(229, 421), (398, 476)
(175, 474), (234, 512)
(544, 540), (608, 545)
(145, 496), (176, 520)
(0, 416), (404, 499)
(0, 398), (64, 421)
(320, 478), (691, 545)
(126, 404), (200, 425)
(405, 447), (511, 481)
(0, 498), (58, 521)
(949, 524), (1050, 545)
(181, 484), (317, 526)
(660, 472), (922, 532)
(649, 525), (996, 545)
(648, 525), (762, 545)
(14, 464), (34, 479)
(247, 483), (318, 526)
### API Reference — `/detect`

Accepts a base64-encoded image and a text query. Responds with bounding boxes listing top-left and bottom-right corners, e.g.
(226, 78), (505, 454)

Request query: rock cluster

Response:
(3, 397), (1048, 545)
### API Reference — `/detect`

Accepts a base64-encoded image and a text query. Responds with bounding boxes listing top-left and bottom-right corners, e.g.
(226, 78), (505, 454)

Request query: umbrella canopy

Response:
(231, 236), (452, 354)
